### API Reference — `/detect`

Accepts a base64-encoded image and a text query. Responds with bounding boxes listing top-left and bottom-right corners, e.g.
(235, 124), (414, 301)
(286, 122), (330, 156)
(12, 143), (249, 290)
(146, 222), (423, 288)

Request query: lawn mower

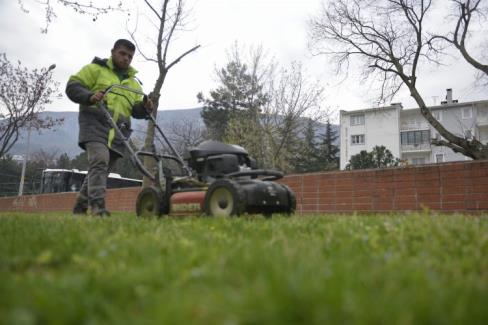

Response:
(99, 84), (296, 218)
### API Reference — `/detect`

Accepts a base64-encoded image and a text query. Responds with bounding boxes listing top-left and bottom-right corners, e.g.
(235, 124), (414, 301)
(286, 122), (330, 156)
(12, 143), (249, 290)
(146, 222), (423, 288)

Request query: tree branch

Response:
(167, 45), (201, 71)
(143, 0), (162, 20)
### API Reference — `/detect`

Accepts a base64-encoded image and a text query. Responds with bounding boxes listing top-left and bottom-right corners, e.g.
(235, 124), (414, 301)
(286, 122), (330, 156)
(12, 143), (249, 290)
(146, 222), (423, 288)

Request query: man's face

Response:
(111, 46), (134, 70)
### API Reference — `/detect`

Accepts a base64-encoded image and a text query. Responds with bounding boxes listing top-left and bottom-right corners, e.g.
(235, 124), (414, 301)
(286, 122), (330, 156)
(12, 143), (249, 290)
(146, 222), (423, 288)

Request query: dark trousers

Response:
(74, 142), (119, 211)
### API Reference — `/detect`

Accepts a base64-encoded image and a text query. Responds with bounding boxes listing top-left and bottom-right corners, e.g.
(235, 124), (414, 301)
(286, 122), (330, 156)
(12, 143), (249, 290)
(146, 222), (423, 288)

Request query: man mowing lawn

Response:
(66, 39), (153, 217)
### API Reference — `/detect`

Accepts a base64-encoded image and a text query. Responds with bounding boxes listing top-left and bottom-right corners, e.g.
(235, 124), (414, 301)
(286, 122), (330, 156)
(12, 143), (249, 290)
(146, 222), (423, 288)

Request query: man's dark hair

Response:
(113, 39), (136, 52)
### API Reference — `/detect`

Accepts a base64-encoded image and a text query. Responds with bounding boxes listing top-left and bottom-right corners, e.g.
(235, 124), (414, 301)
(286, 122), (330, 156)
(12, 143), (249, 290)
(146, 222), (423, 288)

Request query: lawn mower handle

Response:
(136, 150), (187, 167)
(144, 113), (191, 176)
(101, 84), (191, 177)
(97, 100), (156, 181)
(103, 84), (146, 97)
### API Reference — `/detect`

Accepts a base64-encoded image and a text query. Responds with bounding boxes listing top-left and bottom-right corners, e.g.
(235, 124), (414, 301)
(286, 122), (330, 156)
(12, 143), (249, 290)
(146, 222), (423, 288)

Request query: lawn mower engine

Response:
(136, 140), (296, 217)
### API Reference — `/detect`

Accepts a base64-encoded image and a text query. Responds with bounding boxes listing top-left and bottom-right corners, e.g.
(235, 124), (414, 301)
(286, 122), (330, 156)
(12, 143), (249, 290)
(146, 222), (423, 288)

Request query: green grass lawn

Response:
(0, 212), (487, 324)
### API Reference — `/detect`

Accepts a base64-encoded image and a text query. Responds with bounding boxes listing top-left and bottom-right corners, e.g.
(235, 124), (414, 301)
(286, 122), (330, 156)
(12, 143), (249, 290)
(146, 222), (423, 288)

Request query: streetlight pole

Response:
(17, 63), (56, 196)
(18, 124), (32, 196)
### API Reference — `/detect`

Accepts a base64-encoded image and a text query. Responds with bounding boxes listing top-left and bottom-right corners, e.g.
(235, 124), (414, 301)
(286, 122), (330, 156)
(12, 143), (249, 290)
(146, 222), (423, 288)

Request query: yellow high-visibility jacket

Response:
(66, 57), (148, 156)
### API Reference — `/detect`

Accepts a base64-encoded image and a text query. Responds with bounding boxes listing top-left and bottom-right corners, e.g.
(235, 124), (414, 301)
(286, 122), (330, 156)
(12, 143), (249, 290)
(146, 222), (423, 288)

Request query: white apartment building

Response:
(339, 89), (488, 170)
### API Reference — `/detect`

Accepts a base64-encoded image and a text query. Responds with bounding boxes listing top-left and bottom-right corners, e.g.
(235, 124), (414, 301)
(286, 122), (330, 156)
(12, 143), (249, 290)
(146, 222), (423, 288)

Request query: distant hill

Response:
(9, 108), (339, 158)
(10, 108), (204, 157)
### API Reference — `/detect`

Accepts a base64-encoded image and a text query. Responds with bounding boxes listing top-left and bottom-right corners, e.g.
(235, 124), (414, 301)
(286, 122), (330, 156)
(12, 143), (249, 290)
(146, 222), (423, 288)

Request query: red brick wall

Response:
(0, 188), (140, 214)
(283, 160), (488, 213)
(0, 160), (487, 214)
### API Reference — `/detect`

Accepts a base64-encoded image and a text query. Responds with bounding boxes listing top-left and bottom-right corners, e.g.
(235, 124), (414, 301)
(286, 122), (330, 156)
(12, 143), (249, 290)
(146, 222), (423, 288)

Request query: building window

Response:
(400, 130), (431, 145)
(412, 157), (426, 165)
(462, 107), (473, 119)
(479, 106), (488, 118)
(435, 154), (444, 163)
(351, 134), (365, 145)
(433, 110), (442, 122)
(350, 114), (365, 126)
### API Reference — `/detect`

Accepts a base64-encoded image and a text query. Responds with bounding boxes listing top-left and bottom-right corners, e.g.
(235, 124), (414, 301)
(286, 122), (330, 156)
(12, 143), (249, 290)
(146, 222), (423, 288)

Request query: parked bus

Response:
(40, 169), (142, 194)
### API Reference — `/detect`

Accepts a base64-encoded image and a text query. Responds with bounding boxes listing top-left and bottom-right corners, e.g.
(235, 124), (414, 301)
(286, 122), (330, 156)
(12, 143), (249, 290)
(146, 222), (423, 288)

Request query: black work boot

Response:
(91, 201), (111, 217)
(72, 200), (88, 215)
(93, 208), (111, 217)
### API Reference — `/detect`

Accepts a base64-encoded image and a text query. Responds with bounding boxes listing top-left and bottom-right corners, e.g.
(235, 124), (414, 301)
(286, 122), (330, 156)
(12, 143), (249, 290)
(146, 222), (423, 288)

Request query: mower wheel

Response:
(204, 179), (246, 217)
(136, 186), (167, 218)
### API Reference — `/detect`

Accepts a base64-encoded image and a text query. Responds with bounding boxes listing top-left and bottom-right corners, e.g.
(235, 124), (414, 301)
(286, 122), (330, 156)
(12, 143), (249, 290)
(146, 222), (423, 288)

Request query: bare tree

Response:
(127, 0), (200, 187)
(200, 42), (327, 172)
(433, 1), (488, 85)
(222, 60), (326, 172)
(18, 0), (124, 33)
(435, 1), (488, 75)
(309, 0), (488, 159)
(0, 53), (63, 158)
(31, 148), (60, 166)
(164, 118), (206, 154)
(261, 62), (327, 171)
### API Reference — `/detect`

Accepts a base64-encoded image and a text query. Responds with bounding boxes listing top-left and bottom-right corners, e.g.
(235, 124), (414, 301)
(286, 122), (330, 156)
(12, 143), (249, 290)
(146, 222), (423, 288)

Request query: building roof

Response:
(340, 104), (401, 116)
(340, 98), (488, 116)
(402, 98), (488, 112)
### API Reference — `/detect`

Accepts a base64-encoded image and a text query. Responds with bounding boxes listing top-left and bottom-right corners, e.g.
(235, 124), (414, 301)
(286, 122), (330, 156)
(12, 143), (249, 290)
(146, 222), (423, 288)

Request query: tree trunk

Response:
(142, 74), (166, 188)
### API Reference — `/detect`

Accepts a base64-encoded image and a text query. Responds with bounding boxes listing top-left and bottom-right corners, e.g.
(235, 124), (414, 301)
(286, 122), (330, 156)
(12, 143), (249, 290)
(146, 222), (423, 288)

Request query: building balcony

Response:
(401, 143), (432, 153)
(476, 116), (488, 128)
(400, 122), (430, 131)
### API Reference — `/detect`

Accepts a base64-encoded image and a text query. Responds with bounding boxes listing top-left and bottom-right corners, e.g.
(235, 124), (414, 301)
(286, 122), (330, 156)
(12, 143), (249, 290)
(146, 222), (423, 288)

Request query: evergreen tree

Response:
(346, 145), (400, 170)
(317, 119), (339, 170)
(224, 107), (265, 165)
(199, 54), (269, 141)
(70, 152), (88, 170)
(0, 155), (58, 196)
(0, 156), (21, 196)
(292, 119), (319, 172)
(57, 153), (71, 169)
(347, 150), (374, 170)
(112, 155), (142, 180)
(370, 145), (401, 168)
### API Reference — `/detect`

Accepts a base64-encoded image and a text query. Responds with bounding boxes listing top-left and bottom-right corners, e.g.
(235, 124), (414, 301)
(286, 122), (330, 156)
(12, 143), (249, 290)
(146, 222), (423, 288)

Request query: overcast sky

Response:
(0, 0), (486, 121)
